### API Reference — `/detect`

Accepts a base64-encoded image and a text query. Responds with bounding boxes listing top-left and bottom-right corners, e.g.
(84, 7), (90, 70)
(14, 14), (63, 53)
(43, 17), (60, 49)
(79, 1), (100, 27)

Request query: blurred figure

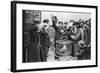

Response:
(47, 24), (56, 61)
(66, 20), (74, 29)
(28, 21), (41, 62)
(51, 16), (58, 32)
(70, 24), (83, 58)
(57, 21), (64, 33)
(63, 22), (68, 32)
(55, 21), (73, 60)
(77, 19), (91, 60)
(39, 19), (50, 62)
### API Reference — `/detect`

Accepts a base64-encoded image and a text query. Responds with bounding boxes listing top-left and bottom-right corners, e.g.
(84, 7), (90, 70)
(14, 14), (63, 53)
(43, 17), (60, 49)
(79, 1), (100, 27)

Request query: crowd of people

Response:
(27, 15), (91, 62)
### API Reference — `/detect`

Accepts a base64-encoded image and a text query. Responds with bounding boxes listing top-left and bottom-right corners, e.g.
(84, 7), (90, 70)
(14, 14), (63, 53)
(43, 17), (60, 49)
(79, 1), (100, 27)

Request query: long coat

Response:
(39, 30), (50, 62)
(28, 27), (41, 62)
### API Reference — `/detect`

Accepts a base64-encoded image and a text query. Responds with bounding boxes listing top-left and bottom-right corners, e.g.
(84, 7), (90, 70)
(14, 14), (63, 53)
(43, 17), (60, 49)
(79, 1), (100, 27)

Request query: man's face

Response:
(58, 23), (63, 26)
(70, 21), (74, 24)
(64, 23), (68, 26)
(57, 23), (63, 30)
(44, 25), (49, 31)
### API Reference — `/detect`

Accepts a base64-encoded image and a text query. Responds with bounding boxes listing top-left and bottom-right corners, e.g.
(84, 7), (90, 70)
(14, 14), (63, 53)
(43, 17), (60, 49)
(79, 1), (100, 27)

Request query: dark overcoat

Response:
(28, 27), (41, 62)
